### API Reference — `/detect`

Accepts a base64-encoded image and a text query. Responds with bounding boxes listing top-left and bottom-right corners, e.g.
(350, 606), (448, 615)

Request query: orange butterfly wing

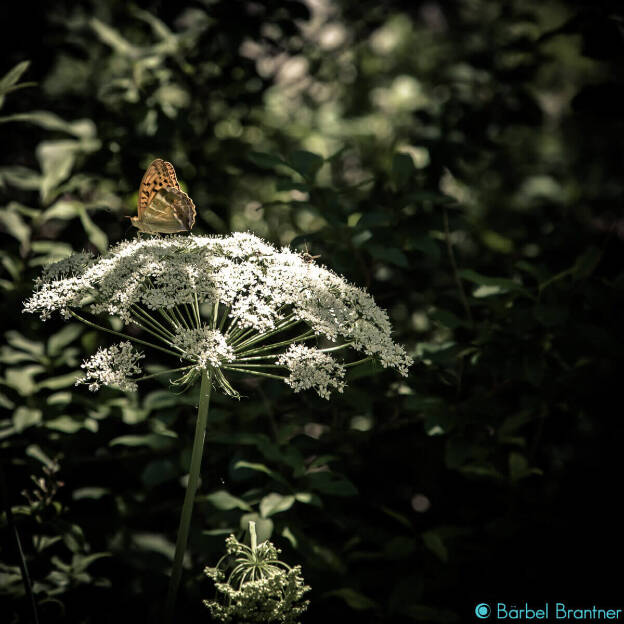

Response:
(137, 159), (180, 219)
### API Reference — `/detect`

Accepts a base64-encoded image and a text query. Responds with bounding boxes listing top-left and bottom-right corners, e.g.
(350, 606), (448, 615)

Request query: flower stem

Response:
(136, 365), (193, 381)
(223, 366), (286, 381)
(249, 520), (257, 552)
(68, 310), (182, 359)
(164, 369), (212, 622)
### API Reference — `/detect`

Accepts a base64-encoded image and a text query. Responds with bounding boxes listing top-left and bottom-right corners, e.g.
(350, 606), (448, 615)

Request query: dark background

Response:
(1, 0), (623, 622)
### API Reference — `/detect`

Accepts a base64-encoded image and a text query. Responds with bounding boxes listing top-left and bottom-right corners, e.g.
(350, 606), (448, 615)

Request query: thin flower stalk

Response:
(164, 369), (212, 621)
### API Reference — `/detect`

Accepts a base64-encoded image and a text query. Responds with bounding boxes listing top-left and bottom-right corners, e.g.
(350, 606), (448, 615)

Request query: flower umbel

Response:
(204, 522), (310, 624)
(76, 341), (144, 392)
(24, 232), (412, 398)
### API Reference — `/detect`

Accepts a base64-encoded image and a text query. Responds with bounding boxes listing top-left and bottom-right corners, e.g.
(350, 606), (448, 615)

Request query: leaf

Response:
(459, 269), (529, 297)
(281, 526), (298, 548)
(324, 588), (379, 611)
(0, 392), (15, 410)
(422, 530), (448, 562)
(38, 371), (81, 390)
(429, 308), (468, 330)
(5, 330), (45, 357)
(0, 61), (35, 107)
(0, 61), (31, 93)
(72, 487), (109, 500)
(63, 524), (86, 553)
(25, 444), (55, 468)
(306, 471), (358, 496)
(200, 490), (252, 511)
(141, 459), (177, 486)
(48, 324), (83, 356)
(13, 407), (42, 433)
(408, 235), (440, 262)
(45, 416), (88, 434)
(143, 389), (187, 410)
(0, 166), (41, 191)
(37, 139), (100, 203)
(367, 244), (409, 268)
(109, 434), (174, 450)
(71, 552), (111, 574)
(288, 150), (324, 180)
(41, 199), (83, 221)
(533, 304), (569, 327)
(275, 178), (309, 192)
(248, 151), (286, 169)
(133, 533), (176, 560)
(37, 141), (79, 202)
(509, 452), (542, 483)
(232, 460), (291, 487)
(571, 245), (602, 279)
(77, 205), (108, 252)
(406, 190), (455, 204)
(357, 211), (391, 228)
(90, 18), (140, 58)
(0, 207), (30, 254)
(0, 111), (96, 138)
(5, 365), (44, 396)
(384, 536), (417, 559)
(392, 152), (415, 188)
(294, 492), (323, 507)
(259, 492), (296, 517)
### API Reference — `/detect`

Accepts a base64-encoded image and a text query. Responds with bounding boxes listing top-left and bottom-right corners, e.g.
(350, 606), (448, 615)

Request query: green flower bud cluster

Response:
(204, 525), (310, 623)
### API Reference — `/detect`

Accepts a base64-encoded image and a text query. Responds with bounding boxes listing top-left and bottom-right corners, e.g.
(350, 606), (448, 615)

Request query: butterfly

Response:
(131, 159), (196, 234)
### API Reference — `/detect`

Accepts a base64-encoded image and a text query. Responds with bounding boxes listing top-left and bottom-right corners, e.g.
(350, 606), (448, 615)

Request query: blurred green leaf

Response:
(324, 588), (379, 611)
(109, 433), (174, 450)
(367, 244), (409, 268)
(232, 460), (291, 487)
(48, 324), (83, 357)
(13, 407), (42, 432)
(422, 530), (448, 563)
(288, 150), (324, 180)
(248, 151), (286, 169)
(200, 490), (252, 511)
(0, 61), (35, 108)
(392, 152), (415, 189)
(306, 471), (358, 496)
(259, 492), (296, 517)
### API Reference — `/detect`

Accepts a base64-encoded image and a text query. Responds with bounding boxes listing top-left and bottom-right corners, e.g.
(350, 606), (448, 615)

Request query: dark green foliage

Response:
(1, 0), (624, 622)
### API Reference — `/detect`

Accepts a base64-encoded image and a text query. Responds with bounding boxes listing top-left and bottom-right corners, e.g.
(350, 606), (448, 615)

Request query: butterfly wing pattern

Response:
(131, 159), (196, 234)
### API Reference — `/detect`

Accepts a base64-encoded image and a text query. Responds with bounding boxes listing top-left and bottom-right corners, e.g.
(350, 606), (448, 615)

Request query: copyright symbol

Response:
(475, 603), (491, 619)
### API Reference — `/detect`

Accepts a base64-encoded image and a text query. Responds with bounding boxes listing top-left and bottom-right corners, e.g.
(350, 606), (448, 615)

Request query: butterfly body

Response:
(131, 159), (196, 234)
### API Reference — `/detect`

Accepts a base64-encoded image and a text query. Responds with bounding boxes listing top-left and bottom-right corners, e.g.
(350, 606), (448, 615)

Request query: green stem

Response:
(193, 293), (202, 326)
(319, 341), (353, 353)
(69, 310), (181, 359)
(132, 305), (175, 340)
(223, 366), (286, 381)
(249, 520), (257, 552)
(129, 314), (178, 349)
(236, 330), (315, 357)
(136, 365), (193, 381)
(164, 369), (212, 622)
(345, 357), (372, 368)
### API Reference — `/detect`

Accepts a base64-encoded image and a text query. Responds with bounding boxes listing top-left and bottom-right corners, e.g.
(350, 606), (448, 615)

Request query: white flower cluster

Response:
(172, 326), (235, 370)
(76, 341), (144, 392)
(24, 233), (412, 381)
(204, 533), (310, 624)
(277, 344), (345, 400)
